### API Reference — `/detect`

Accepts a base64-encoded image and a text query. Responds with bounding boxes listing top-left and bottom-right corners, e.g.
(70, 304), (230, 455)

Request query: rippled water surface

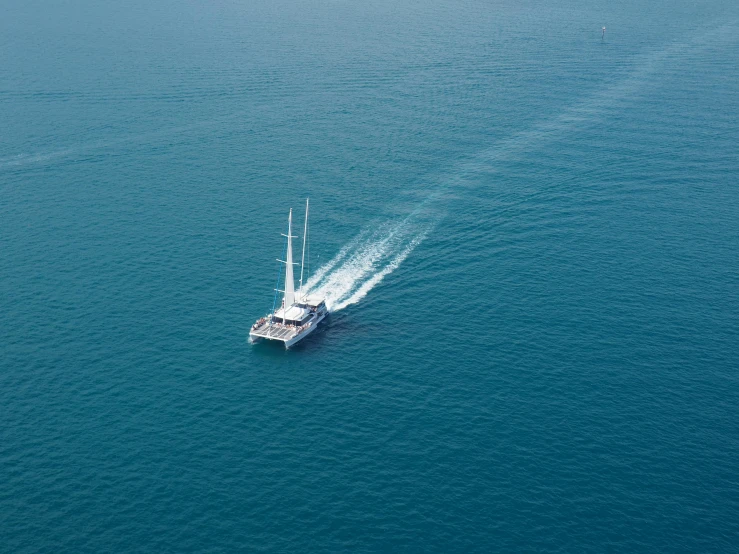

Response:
(2, 0), (738, 551)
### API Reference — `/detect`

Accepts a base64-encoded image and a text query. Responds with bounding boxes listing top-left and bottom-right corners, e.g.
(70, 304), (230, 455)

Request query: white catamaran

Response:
(249, 199), (328, 348)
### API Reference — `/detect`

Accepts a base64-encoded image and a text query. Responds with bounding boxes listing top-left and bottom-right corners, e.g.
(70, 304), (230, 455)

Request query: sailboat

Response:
(249, 199), (328, 348)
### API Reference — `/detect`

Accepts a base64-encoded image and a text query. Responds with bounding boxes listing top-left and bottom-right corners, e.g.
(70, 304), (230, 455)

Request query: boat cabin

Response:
(271, 295), (327, 325)
(300, 294), (327, 312)
(272, 305), (311, 326)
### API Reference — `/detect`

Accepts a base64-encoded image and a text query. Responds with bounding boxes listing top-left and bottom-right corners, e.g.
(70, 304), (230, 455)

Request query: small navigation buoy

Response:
(602, 26), (606, 39)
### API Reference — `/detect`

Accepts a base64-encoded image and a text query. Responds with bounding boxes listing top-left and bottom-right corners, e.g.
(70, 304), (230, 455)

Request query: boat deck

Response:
(250, 321), (301, 342)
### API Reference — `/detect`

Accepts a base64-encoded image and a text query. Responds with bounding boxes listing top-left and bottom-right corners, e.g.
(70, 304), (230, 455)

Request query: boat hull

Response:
(250, 311), (327, 348)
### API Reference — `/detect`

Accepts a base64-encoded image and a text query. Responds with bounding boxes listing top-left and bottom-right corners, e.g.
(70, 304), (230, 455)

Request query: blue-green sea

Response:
(2, 0), (739, 551)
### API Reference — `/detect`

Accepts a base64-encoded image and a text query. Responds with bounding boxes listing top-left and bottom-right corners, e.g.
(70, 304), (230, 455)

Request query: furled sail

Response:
(283, 209), (296, 308)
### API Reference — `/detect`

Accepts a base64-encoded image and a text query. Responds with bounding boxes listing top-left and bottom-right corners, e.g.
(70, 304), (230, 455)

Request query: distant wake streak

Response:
(444, 22), (739, 183)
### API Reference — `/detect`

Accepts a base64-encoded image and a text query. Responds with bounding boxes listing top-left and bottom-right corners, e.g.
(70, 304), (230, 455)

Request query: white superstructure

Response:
(249, 199), (328, 348)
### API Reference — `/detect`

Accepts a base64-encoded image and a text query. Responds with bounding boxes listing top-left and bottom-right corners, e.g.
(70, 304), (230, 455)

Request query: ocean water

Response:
(2, 0), (739, 551)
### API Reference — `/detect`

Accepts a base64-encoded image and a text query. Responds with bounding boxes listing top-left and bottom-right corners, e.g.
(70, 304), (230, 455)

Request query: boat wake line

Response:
(304, 212), (433, 313)
(287, 21), (739, 316)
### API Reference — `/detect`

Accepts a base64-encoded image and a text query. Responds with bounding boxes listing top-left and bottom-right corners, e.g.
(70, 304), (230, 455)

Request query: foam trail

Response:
(313, 225), (403, 310)
(303, 23), (739, 315)
(303, 24), (739, 315)
(306, 212), (432, 312)
(303, 232), (365, 291)
(330, 231), (429, 312)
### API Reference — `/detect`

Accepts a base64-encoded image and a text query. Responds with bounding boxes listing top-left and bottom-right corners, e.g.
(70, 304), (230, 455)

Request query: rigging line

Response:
(306, 206), (310, 292)
(299, 199), (309, 297)
(270, 217), (290, 325)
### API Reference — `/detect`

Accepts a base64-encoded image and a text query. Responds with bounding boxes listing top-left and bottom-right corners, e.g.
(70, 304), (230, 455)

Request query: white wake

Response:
(284, 24), (739, 316)
(304, 217), (431, 313)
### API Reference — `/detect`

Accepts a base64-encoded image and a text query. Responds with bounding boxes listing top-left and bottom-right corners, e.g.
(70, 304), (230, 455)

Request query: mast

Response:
(299, 198), (309, 300)
(278, 209), (297, 310)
